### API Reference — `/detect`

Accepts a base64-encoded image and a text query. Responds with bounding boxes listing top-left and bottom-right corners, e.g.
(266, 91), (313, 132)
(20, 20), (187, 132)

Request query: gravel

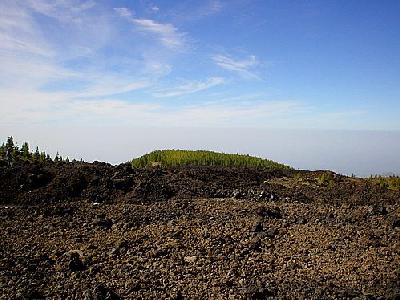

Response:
(1, 197), (399, 299)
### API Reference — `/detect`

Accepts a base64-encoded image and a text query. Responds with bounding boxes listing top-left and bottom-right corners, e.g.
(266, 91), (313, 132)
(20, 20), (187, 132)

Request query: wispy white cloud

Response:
(0, 48), (152, 99)
(73, 79), (150, 98)
(168, 0), (224, 22)
(153, 77), (225, 97)
(26, 0), (96, 23)
(207, 0), (224, 15)
(0, 1), (53, 57)
(114, 7), (134, 18)
(0, 54), (77, 90)
(72, 0), (96, 12)
(159, 101), (304, 127)
(132, 19), (185, 49)
(115, 7), (186, 49)
(0, 1), (173, 99)
(0, 31), (53, 57)
(151, 5), (160, 13)
(212, 54), (260, 79)
(0, 83), (303, 127)
(0, 79), (374, 130)
(23, 0), (112, 55)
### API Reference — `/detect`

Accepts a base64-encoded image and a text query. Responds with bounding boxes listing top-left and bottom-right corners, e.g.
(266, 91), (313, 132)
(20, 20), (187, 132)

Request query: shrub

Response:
(369, 175), (400, 191)
(317, 172), (335, 187)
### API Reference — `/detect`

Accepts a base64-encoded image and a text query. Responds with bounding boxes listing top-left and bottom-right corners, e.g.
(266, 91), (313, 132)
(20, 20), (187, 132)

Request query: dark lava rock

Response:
(26, 172), (51, 189)
(265, 228), (277, 238)
(232, 189), (242, 199)
(256, 207), (282, 219)
(69, 252), (86, 272)
(390, 294), (400, 300)
(60, 174), (88, 197)
(112, 177), (132, 191)
(94, 218), (113, 229)
(250, 237), (262, 252)
(44, 206), (74, 217)
(90, 284), (120, 300)
(392, 217), (400, 229)
(247, 286), (275, 300)
(55, 207), (74, 216)
(370, 205), (388, 216)
(296, 217), (308, 224)
(258, 191), (276, 201)
(2, 161), (400, 299)
(23, 290), (45, 299)
(253, 222), (263, 232)
(171, 290), (183, 300)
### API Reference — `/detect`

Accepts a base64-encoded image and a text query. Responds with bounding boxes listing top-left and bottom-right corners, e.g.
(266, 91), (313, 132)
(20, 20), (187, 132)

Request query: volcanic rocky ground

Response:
(0, 161), (400, 299)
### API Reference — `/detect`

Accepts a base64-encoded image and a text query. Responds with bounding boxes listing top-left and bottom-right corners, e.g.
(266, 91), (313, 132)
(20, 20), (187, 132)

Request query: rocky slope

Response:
(0, 161), (399, 299)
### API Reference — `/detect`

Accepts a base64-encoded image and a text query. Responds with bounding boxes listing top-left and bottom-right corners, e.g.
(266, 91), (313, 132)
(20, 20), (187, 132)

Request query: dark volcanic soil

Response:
(1, 161), (399, 299)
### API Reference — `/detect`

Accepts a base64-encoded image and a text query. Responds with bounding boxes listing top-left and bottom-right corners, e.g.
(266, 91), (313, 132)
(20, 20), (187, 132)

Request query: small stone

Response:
(253, 222), (263, 232)
(172, 290), (183, 300)
(392, 217), (400, 229)
(296, 217), (307, 224)
(83, 289), (93, 300)
(265, 228), (277, 238)
(249, 237), (262, 252)
(94, 218), (113, 229)
(232, 190), (241, 199)
(184, 255), (197, 263)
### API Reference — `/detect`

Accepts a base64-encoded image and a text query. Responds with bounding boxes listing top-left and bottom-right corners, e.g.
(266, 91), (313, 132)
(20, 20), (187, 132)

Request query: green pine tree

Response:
(0, 143), (5, 159)
(6, 136), (14, 150)
(55, 151), (60, 162)
(21, 142), (30, 160)
(33, 146), (40, 161)
(39, 152), (46, 162)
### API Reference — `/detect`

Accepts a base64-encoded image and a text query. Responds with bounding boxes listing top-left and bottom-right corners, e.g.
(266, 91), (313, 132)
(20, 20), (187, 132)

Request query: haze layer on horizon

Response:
(1, 1), (399, 176)
(1, 127), (399, 177)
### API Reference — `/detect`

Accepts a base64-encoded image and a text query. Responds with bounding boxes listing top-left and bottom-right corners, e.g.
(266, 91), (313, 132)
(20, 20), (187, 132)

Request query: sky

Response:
(0, 0), (399, 175)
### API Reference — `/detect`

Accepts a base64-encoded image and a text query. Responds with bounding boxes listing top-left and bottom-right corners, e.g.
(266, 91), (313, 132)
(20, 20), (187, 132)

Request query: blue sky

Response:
(1, 0), (400, 174)
(1, 0), (399, 129)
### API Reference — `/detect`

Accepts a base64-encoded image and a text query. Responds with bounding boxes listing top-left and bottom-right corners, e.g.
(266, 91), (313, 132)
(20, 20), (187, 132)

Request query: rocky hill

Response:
(1, 160), (399, 299)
